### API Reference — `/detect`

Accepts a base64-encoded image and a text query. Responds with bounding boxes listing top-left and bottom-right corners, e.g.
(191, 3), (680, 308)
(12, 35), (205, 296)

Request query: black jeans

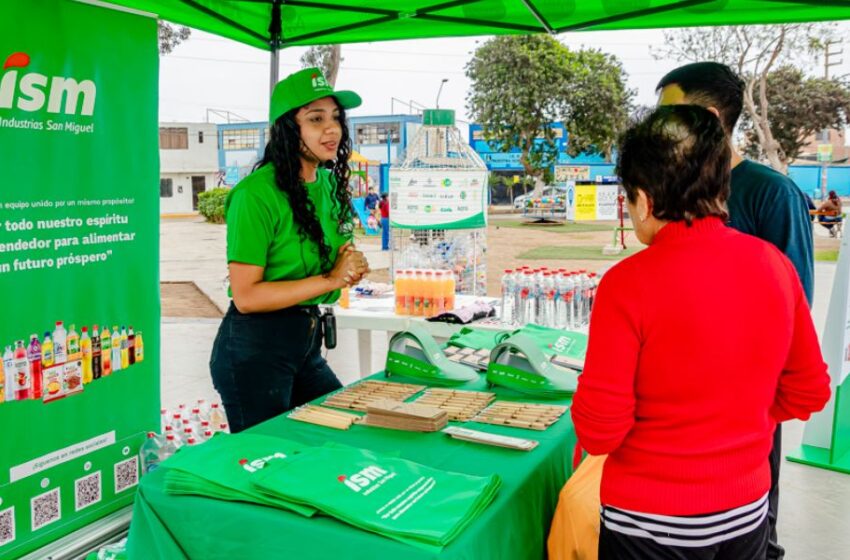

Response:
(209, 303), (342, 433)
(767, 424), (783, 559)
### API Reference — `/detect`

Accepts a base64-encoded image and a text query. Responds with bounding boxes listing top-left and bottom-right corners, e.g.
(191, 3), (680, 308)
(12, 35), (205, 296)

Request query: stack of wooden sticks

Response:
(322, 380), (426, 411)
(288, 405), (362, 430)
(412, 388), (496, 421)
(472, 402), (568, 431)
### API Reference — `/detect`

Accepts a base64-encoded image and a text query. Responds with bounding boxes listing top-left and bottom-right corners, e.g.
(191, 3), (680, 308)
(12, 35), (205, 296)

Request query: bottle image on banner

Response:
(135, 331), (144, 363)
(67, 324), (81, 361)
(14, 340), (30, 400)
(42, 332), (55, 368)
(91, 325), (102, 380)
(3, 346), (14, 402)
(128, 326), (136, 365)
(28, 334), (43, 399)
(0, 352), (6, 403)
(101, 326), (112, 376)
(80, 327), (93, 384)
(120, 326), (129, 369)
(111, 325), (122, 372)
(53, 321), (68, 364)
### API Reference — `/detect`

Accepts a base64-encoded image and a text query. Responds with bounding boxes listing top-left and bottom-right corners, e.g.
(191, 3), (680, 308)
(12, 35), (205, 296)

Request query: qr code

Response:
(31, 488), (61, 531)
(75, 471), (102, 511)
(0, 506), (14, 547)
(114, 457), (138, 494)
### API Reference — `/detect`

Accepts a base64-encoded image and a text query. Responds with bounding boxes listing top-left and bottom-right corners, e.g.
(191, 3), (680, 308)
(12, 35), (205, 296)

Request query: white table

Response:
(332, 294), (504, 376)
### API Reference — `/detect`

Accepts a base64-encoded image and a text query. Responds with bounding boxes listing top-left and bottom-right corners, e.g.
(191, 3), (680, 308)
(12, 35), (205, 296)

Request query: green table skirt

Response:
(126, 374), (576, 559)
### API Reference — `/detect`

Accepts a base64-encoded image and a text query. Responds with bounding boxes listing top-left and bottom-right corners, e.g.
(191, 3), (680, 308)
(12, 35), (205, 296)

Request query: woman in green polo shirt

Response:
(210, 68), (370, 433)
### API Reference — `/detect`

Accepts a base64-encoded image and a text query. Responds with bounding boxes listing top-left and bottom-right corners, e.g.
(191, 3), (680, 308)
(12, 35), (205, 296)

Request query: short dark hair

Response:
(656, 62), (744, 134)
(616, 105), (730, 224)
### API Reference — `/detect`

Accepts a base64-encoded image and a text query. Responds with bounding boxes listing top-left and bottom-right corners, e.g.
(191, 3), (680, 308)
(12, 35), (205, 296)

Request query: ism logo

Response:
(0, 52), (97, 116)
(338, 465), (388, 493)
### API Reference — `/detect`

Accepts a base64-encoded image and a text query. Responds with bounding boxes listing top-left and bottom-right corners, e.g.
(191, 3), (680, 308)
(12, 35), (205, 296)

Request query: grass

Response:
(493, 220), (614, 234)
(518, 245), (641, 260)
(815, 249), (839, 262)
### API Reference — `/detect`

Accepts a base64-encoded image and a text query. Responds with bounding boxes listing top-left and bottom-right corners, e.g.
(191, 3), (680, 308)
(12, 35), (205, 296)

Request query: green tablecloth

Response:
(126, 374), (576, 559)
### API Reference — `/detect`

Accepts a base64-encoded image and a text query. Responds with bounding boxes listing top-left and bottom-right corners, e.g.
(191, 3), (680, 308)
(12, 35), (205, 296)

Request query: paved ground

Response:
(159, 214), (849, 559)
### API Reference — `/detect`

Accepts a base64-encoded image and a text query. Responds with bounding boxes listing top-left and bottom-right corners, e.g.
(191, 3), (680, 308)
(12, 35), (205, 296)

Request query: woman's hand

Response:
(329, 243), (371, 287)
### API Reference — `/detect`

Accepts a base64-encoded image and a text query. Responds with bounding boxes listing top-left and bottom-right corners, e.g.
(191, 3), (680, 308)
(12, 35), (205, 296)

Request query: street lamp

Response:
(435, 78), (449, 109)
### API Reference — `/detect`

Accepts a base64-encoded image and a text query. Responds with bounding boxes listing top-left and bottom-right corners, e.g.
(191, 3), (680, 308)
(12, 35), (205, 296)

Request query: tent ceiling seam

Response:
(556, 0), (717, 32)
(178, 0), (269, 44)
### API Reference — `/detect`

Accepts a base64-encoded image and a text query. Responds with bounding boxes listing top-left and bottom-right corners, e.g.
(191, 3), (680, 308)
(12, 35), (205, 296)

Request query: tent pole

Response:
(269, 0), (282, 94)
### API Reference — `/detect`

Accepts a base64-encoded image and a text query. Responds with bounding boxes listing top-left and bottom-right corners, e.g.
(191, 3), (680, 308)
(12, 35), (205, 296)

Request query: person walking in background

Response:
(379, 192), (390, 251)
(572, 105), (830, 559)
(658, 62), (815, 559)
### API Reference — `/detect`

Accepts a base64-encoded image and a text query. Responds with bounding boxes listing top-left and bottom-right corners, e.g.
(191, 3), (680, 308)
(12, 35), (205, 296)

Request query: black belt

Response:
(227, 302), (320, 318)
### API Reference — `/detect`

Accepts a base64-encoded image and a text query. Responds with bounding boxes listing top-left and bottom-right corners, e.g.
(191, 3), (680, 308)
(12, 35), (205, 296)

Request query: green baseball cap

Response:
(269, 67), (362, 123)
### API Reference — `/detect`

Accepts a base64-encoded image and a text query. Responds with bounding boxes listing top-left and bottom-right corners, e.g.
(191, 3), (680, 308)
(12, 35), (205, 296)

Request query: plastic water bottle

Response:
(160, 434), (180, 460)
(512, 270), (524, 326)
(140, 432), (164, 474)
(500, 269), (515, 324)
(540, 273), (556, 327)
(577, 270), (591, 326)
(209, 403), (227, 428)
(587, 273), (598, 321)
(521, 270), (537, 325)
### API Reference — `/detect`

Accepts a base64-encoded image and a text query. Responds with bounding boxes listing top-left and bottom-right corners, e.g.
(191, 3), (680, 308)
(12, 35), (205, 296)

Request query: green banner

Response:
(0, 1), (159, 557)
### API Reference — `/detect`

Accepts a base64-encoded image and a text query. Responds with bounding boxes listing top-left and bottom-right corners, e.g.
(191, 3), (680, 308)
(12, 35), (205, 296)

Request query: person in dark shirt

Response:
(657, 61), (814, 560)
(364, 187), (379, 211)
(379, 193), (390, 251)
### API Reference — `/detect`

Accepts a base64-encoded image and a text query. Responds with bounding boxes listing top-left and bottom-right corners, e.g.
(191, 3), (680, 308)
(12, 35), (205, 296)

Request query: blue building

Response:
(468, 122), (615, 181)
(349, 114), (422, 192)
(215, 115), (423, 191)
(216, 122), (269, 186)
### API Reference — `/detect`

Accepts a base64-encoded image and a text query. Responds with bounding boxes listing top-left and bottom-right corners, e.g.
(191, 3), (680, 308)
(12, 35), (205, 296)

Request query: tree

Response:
(300, 45), (342, 86)
(655, 24), (835, 173)
(158, 21), (191, 55)
(466, 35), (632, 194)
(739, 66), (850, 163)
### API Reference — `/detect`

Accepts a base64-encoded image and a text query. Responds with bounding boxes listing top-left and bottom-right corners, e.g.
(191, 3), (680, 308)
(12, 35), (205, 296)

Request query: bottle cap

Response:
(504, 269), (512, 273)
(82, 327), (88, 333)
(166, 434), (175, 441)
(146, 432), (156, 438)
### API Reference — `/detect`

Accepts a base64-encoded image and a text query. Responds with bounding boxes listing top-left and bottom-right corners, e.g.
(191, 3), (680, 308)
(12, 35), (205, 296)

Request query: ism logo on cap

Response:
(269, 67), (362, 124)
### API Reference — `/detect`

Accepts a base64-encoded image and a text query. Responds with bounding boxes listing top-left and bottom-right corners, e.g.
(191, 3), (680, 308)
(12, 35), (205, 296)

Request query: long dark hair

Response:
(254, 99), (353, 273)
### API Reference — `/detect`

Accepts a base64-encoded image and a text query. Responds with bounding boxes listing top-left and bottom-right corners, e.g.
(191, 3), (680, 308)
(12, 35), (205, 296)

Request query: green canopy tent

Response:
(111, 0), (850, 89)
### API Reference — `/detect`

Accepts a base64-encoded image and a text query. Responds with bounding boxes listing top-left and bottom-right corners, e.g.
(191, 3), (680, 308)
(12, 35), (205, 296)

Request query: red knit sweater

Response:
(571, 217), (830, 515)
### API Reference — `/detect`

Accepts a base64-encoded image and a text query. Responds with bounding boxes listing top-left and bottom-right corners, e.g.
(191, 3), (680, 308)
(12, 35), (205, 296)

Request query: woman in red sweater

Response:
(571, 105), (830, 559)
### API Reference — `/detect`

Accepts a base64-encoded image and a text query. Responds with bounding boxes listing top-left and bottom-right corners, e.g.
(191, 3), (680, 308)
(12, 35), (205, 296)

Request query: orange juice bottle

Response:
(446, 271), (456, 311)
(410, 270), (425, 317)
(404, 270), (415, 315)
(394, 270), (407, 315)
(434, 271), (446, 315)
(423, 271), (435, 317)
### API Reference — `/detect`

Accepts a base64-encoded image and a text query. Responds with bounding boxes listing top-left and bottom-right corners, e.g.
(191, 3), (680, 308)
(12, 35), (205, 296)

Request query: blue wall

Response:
(788, 165), (850, 198)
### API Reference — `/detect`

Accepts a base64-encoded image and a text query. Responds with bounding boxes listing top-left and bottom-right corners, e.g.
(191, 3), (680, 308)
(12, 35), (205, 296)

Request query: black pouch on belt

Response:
(320, 307), (337, 350)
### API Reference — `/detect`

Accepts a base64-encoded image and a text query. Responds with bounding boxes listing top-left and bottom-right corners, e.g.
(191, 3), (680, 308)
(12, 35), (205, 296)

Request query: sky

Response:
(158, 27), (849, 127)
